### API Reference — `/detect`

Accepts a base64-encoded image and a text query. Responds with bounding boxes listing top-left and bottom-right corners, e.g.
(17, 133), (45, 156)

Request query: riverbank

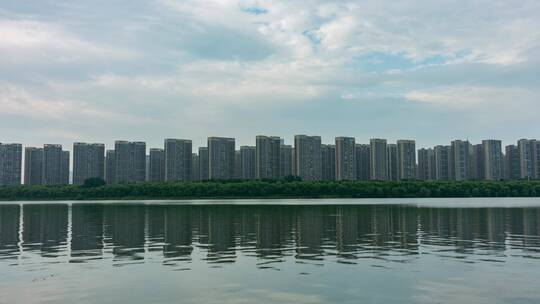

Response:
(1, 180), (539, 201)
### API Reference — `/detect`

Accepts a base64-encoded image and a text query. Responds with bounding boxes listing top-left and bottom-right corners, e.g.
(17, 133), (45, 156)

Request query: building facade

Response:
(255, 136), (281, 179)
(149, 148), (165, 182)
(294, 135), (322, 181)
(321, 144), (336, 181)
(73, 143), (105, 185)
(355, 144), (370, 181)
(504, 145), (520, 180)
(387, 144), (398, 181)
(42, 144), (67, 185)
(434, 145), (451, 180)
(450, 140), (471, 181)
(114, 141), (146, 183)
(335, 137), (356, 181)
(164, 139), (192, 182)
(208, 137), (235, 180)
(198, 147), (209, 181)
(417, 148), (435, 180)
(370, 139), (388, 181)
(0, 143), (22, 186)
(240, 146), (256, 180)
(397, 140), (416, 180)
(483, 140), (503, 180)
(279, 144), (293, 178)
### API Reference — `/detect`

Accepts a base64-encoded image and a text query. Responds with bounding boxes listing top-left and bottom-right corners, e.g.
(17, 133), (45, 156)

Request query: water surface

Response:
(1, 198), (539, 303)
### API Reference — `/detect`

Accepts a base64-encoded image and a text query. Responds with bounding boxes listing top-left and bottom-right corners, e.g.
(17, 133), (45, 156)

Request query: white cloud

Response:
(0, 19), (137, 62)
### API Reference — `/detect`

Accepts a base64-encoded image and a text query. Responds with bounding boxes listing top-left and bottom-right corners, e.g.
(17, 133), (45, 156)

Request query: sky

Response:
(1, 0), (539, 150)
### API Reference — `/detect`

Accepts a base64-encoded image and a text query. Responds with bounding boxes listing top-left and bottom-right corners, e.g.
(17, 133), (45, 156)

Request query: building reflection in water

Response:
(0, 203), (539, 266)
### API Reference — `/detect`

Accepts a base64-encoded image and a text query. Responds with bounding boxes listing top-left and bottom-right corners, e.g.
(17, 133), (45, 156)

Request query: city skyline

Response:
(1, 1), (539, 150)
(1, 135), (539, 185)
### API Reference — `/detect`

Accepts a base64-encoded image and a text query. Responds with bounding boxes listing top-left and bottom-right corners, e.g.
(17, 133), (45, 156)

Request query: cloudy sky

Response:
(1, 0), (539, 150)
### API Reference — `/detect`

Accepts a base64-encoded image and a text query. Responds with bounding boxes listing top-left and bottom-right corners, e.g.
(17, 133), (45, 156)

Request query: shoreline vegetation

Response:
(1, 178), (540, 201)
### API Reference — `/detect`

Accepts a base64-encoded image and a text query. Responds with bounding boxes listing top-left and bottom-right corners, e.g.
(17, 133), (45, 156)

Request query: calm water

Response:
(1, 198), (540, 304)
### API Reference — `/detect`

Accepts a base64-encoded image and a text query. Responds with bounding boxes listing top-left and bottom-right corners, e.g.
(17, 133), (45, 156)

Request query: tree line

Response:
(1, 178), (540, 201)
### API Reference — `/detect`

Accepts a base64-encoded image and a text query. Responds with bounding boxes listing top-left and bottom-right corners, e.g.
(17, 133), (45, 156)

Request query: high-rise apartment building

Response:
(321, 144), (336, 181)
(450, 140), (471, 181)
(397, 140), (416, 180)
(294, 135), (322, 181)
(42, 144), (67, 185)
(518, 139), (535, 179)
(279, 145), (293, 178)
(470, 144), (484, 180)
(24, 147), (43, 186)
(73, 143), (105, 185)
(387, 144), (398, 181)
(192, 153), (200, 181)
(434, 145), (451, 180)
(255, 136), (281, 179)
(370, 139), (388, 181)
(114, 141), (146, 183)
(149, 148), (165, 182)
(504, 145), (520, 180)
(417, 148), (435, 180)
(240, 146), (256, 180)
(483, 140), (503, 180)
(198, 147), (209, 181)
(62, 151), (70, 184)
(208, 137), (235, 180)
(164, 139), (192, 182)
(105, 150), (116, 184)
(0, 143), (22, 186)
(355, 144), (370, 181)
(335, 137), (356, 181)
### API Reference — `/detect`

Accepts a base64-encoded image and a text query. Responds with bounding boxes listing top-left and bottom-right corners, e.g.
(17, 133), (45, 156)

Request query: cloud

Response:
(0, 19), (137, 63)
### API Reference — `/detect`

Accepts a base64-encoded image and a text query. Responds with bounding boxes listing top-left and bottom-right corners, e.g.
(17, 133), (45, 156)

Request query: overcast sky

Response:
(1, 0), (539, 150)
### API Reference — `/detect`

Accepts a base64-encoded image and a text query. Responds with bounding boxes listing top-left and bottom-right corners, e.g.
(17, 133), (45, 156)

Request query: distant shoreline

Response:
(1, 180), (539, 201)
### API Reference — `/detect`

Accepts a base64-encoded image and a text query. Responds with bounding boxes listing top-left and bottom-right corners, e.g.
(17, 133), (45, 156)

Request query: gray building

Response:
(62, 151), (70, 185)
(256, 136), (281, 179)
(164, 139), (192, 182)
(149, 148), (165, 182)
(42, 144), (68, 185)
(335, 137), (356, 181)
(198, 147), (209, 181)
(73, 143), (105, 185)
(370, 139), (388, 181)
(321, 144), (336, 181)
(0, 143), (22, 186)
(483, 140), (503, 180)
(114, 141), (146, 183)
(387, 144), (398, 181)
(417, 148), (435, 180)
(470, 144), (484, 180)
(192, 153), (200, 182)
(518, 139), (535, 179)
(105, 150), (116, 184)
(434, 145), (451, 180)
(294, 135), (322, 181)
(397, 140), (416, 180)
(240, 146), (256, 180)
(355, 144), (370, 181)
(504, 145), (520, 180)
(450, 140), (471, 181)
(24, 147), (43, 186)
(208, 137), (235, 180)
(279, 144), (293, 178)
